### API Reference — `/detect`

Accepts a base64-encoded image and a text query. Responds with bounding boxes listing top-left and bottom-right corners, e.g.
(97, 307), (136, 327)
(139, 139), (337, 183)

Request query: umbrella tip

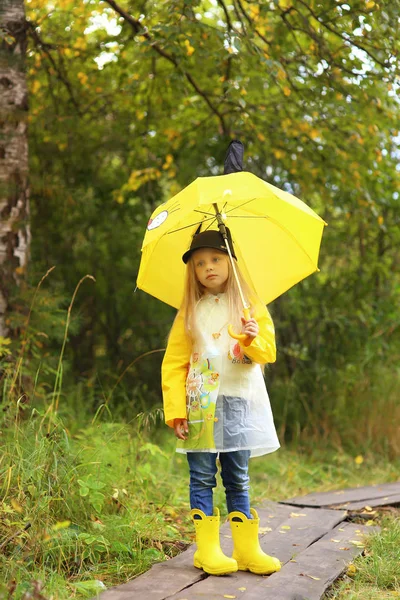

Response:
(224, 140), (244, 175)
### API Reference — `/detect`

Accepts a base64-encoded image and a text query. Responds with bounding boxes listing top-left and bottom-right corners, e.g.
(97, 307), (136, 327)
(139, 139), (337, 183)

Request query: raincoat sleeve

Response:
(161, 311), (192, 428)
(239, 304), (276, 364)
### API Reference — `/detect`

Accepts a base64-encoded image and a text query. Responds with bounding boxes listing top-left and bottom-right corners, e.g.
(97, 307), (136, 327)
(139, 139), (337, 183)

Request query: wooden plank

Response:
(166, 507), (346, 600)
(94, 547), (201, 600)
(247, 522), (379, 600)
(280, 481), (400, 508)
(166, 522), (377, 600)
(334, 493), (400, 511)
(96, 502), (294, 600)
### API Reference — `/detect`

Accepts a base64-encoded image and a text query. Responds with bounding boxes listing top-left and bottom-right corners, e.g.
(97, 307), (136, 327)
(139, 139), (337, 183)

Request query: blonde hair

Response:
(178, 251), (262, 346)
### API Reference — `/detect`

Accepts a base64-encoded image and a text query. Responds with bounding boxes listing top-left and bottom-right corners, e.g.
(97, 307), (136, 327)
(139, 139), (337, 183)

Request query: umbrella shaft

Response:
(213, 203), (249, 313)
(224, 238), (249, 310)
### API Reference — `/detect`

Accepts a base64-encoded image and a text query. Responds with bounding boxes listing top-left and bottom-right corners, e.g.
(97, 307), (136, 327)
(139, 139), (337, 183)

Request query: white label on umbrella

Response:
(147, 210), (168, 230)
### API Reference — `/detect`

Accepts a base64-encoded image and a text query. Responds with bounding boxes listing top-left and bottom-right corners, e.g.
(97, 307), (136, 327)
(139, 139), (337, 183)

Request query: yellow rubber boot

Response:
(229, 508), (281, 575)
(191, 508), (238, 576)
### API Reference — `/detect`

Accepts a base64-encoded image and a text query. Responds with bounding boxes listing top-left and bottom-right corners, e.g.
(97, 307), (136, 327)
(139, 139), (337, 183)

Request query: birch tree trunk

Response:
(0, 0), (30, 337)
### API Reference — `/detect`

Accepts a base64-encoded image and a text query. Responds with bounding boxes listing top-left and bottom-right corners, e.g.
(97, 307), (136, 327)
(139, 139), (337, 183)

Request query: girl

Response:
(162, 228), (281, 576)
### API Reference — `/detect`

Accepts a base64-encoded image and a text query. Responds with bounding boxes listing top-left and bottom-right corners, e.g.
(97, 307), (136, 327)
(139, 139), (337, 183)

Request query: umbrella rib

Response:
(204, 217), (218, 231)
(226, 198), (257, 214)
(201, 202), (227, 231)
(194, 209), (215, 216)
(267, 214), (319, 269)
(166, 216), (215, 235)
(225, 215), (266, 219)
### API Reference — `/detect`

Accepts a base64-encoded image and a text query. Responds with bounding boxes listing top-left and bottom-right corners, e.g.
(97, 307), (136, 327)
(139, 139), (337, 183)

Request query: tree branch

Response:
(104, 0), (229, 134)
(296, 0), (390, 69)
(27, 20), (82, 115)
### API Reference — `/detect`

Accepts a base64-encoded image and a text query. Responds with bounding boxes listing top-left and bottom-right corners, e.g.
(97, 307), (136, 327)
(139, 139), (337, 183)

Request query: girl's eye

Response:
(213, 257), (219, 262)
(197, 261), (204, 267)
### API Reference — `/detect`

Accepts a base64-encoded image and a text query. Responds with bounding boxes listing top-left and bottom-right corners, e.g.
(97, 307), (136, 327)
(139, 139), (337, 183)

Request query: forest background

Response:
(1, 0), (400, 598)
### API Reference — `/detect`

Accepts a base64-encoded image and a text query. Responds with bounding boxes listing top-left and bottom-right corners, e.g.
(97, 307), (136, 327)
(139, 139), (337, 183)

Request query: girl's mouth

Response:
(206, 274), (217, 280)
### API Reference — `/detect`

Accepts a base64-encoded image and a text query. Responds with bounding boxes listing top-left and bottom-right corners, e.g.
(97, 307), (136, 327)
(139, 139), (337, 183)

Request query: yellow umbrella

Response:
(137, 170), (326, 311)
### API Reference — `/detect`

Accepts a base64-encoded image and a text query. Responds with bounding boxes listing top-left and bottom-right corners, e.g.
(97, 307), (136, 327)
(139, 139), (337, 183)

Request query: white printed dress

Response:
(163, 293), (280, 458)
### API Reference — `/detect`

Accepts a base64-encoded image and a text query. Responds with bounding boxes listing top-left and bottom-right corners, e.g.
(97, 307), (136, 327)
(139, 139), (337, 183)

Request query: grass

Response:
(324, 513), (400, 599)
(1, 411), (399, 599)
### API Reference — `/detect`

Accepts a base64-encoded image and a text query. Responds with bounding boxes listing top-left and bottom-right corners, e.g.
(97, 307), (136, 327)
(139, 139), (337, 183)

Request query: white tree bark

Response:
(0, 0), (30, 336)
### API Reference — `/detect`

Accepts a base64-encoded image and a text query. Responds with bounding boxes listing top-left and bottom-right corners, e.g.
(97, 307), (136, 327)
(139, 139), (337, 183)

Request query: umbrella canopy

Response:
(137, 171), (326, 309)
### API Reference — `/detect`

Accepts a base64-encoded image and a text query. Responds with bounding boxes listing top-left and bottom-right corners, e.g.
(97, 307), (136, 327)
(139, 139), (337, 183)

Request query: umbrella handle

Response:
(228, 307), (252, 341)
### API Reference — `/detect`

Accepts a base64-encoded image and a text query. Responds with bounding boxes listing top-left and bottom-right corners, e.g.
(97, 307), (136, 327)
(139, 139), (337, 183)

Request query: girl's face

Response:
(192, 248), (229, 294)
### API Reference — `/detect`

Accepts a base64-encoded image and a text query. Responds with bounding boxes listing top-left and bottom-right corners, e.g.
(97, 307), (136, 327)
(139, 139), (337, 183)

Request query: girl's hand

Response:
(241, 317), (259, 342)
(174, 418), (189, 440)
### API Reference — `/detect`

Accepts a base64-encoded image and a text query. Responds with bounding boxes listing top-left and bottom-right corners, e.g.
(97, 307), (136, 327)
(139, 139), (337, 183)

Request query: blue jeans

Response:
(187, 450), (251, 518)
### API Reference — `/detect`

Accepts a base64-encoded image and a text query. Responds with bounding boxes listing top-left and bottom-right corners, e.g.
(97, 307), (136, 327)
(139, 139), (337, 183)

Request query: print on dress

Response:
(228, 341), (252, 365)
(186, 357), (219, 416)
(185, 356), (220, 448)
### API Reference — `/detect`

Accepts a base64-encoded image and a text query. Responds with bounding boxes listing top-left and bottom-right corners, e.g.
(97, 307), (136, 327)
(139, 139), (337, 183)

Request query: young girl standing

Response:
(162, 228), (281, 576)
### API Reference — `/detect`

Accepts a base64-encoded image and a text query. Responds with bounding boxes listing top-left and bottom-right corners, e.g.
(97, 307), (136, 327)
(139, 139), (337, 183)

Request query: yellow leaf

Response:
(73, 37), (87, 50)
(257, 133), (266, 142)
(277, 68), (286, 81)
(305, 575), (321, 580)
(11, 499), (23, 513)
(184, 39), (195, 56)
(290, 513), (307, 517)
(354, 455), (364, 465)
(31, 80), (41, 94)
(259, 526), (272, 533)
(350, 539), (365, 548)
(249, 5), (260, 18)
(162, 154), (174, 170)
(77, 72), (88, 85)
(273, 149), (285, 159)
(330, 539), (340, 543)
(378, 215), (384, 225)
(52, 520), (71, 531)
(283, 86), (291, 96)
(223, 596), (236, 599)
(281, 525), (291, 530)
(366, 519), (375, 526)
(366, 1), (375, 9)
(347, 563), (357, 576)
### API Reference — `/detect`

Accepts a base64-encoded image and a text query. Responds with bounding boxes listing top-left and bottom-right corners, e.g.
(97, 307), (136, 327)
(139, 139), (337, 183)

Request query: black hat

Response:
(182, 228), (237, 264)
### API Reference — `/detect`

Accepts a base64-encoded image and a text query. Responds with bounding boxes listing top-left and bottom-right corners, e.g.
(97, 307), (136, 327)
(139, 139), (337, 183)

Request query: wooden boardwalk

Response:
(95, 481), (400, 600)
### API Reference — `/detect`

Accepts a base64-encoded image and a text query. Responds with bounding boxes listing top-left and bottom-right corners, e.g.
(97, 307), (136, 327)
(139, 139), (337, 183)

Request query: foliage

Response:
(18, 0), (400, 442)
(325, 515), (400, 599)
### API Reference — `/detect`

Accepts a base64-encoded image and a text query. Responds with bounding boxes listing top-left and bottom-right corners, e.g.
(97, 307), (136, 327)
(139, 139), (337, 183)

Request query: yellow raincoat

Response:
(162, 294), (280, 458)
